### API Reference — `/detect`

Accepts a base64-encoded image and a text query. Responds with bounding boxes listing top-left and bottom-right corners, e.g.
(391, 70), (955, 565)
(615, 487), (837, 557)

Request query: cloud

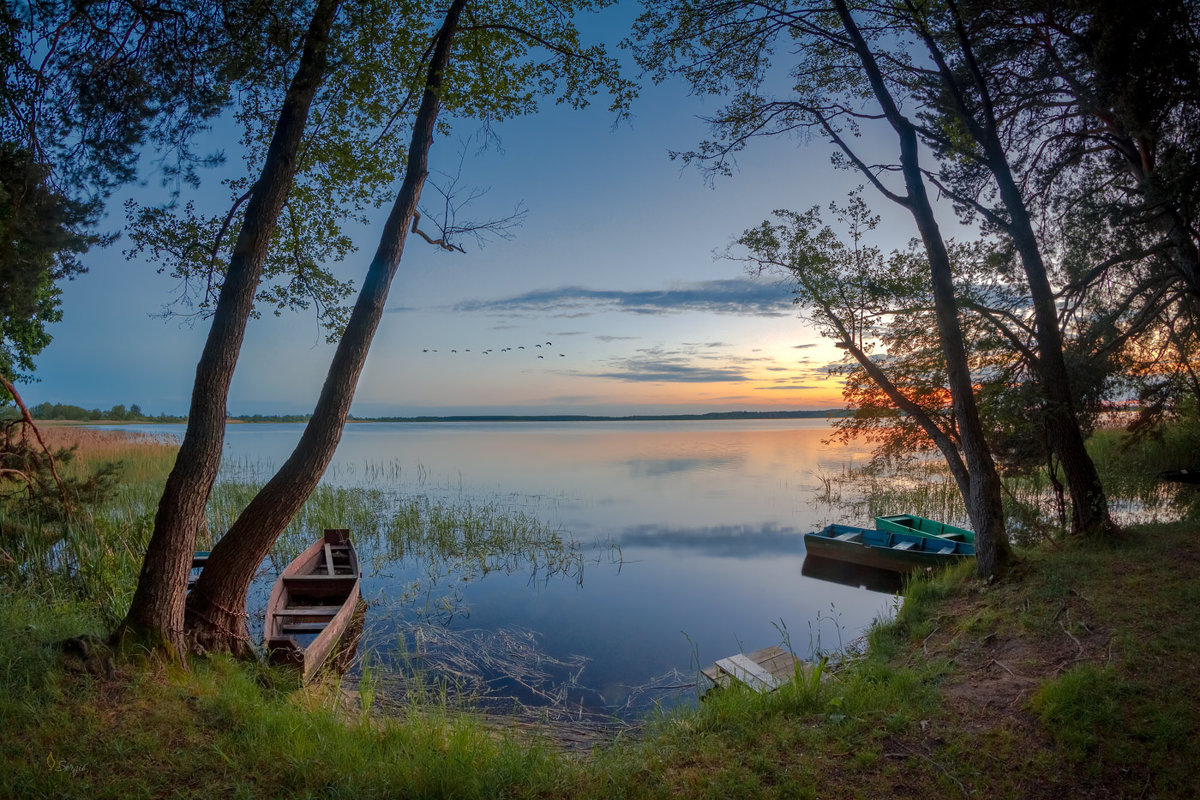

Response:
(591, 359), (750, 383)
(793, 343), (818, 349)
(452, 278), (795, 318)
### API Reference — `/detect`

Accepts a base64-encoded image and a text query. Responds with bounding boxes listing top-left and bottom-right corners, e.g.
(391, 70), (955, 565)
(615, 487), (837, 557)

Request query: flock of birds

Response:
(421, 342), (566, 358)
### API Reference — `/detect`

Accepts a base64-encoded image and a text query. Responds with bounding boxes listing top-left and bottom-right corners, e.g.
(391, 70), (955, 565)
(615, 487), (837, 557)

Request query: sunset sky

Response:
(22, 4), (929, 417)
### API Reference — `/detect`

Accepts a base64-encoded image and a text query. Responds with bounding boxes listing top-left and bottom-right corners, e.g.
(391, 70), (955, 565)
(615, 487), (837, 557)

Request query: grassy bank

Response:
(2, 426), (1198, 797)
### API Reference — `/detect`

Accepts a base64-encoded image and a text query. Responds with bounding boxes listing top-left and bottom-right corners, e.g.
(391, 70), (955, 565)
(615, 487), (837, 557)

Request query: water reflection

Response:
(626, 455), (745, 477)
(618, 523), (805, 558)
(801, 554), (905, 595)
(121, 419), (893, 719)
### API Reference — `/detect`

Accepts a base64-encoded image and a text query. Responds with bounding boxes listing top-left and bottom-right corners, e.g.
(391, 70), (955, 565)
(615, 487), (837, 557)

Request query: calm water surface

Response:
(139, 420), (900, 717)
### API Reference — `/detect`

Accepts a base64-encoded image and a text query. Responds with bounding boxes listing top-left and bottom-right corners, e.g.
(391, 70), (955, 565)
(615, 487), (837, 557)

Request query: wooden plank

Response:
(747, 646), (796, 683)
(281, 622), (330, 633)
(273, 606), (343, 617)
(323, 543), (335, 575)
(893, 540), (916, 551)
(715, 653), (784, 692)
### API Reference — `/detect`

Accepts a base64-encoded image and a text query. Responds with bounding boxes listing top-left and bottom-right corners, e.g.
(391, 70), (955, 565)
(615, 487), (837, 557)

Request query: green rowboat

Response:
(804, 523), (974, 574)
(875, 514), (975, 544)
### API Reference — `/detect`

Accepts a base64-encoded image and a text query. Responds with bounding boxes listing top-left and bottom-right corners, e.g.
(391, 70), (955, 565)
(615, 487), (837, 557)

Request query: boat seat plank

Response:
(715, 653), (784, 692)
(937, 545), (956, 555)
(281, 574), (358, 600)
(835, 532), (859, 541)
(280, 622), (330, 634)
(893, 540), (916, 551)
(283, 573), (356, 581)
(274, 606), (344, 616)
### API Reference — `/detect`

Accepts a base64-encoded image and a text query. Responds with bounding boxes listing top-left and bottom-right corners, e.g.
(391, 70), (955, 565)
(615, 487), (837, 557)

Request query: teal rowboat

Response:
(875, 514), (975, 544)
(804, 523), (974, 574)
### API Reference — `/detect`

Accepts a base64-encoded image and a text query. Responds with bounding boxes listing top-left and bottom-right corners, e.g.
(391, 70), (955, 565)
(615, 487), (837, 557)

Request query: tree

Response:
(0, 145), (94, 381)
(131, 0), (632, 655)
(636, 0), (1010, 574)
(117, 0), (348, 655)
(972, 1), (1200, 436)
(847, 0), (1118, 538)
(0, 0), (249, 389)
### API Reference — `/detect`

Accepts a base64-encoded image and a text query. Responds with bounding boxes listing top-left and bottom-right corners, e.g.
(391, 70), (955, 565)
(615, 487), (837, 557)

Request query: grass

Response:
(7, 518), (1196, 798)
(3, 424), (1199, 797)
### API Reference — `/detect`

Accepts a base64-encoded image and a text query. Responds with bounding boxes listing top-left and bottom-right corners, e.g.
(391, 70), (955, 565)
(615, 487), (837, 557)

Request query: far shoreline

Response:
(52, 409), (849, 425)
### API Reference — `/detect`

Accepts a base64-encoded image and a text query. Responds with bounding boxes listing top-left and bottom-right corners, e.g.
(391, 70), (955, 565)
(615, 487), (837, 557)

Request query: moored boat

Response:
(264, 528), (362, 683)
(803, 523), (974, 573)
(875, 514), (975, 544)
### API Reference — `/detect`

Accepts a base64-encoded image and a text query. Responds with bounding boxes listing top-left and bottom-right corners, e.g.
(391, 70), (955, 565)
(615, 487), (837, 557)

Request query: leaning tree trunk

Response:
(185, 0), (467, 655)
(998, 180), (1117, 539)
(939, 4), (1118, 540)
(114, 0), (341, 657)
(834, 0), (1009, 576)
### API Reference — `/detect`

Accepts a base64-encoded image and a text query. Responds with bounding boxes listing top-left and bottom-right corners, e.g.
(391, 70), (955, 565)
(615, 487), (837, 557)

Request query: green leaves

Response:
(0, 146), (98, 381)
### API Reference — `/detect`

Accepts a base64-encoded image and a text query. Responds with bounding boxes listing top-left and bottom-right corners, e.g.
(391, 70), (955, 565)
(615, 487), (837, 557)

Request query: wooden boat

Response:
(188, 551), (210, 590)
(875, 514), (975, 544)
(264, 528), (361, 683)
(803, 523), (974, 573)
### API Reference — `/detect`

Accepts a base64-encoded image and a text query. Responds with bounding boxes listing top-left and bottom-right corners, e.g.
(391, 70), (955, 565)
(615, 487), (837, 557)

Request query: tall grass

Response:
(813, 420), (1198, 544)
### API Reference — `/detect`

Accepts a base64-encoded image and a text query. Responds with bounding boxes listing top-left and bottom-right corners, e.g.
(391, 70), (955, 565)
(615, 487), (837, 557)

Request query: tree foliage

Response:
(0, 0), (260, 381)
(125, 0), (634, 337)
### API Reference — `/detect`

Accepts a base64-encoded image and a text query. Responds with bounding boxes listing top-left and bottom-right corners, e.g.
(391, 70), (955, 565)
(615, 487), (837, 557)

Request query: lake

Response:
(134, 419), (902, 719)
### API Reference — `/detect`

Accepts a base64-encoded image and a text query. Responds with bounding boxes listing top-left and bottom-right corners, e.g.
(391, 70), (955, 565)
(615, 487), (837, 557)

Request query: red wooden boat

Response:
(264, 528), (361, 683)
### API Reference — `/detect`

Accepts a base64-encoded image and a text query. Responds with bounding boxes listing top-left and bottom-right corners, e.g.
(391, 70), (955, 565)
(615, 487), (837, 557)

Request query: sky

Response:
(22, 3), (929, 417)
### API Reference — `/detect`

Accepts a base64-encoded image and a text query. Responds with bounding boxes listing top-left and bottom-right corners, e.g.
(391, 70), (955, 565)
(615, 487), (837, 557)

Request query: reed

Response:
(33, 423), (179, 483)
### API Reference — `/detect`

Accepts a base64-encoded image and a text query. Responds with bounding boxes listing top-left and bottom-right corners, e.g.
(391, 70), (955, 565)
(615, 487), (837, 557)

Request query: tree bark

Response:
(834, 0), (1009, 576)
(114, 0), (341, 656)
(185, 0), (468, 654)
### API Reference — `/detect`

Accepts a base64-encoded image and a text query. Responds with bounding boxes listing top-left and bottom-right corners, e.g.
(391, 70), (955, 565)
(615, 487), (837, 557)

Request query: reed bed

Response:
(32, 423), (179, 483)
(812, 424), (1196, 547)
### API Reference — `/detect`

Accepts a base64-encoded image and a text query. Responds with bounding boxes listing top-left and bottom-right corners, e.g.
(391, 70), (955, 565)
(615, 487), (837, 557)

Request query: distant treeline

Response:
(25, 402), (187, 423)
(17, 405), (845, 424)
(23, 403), (315, 424)
(362, 410), (848, 423)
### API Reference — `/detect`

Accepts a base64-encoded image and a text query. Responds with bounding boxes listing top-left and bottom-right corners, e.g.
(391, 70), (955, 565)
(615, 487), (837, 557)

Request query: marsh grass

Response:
(815, 421), (1197, 546)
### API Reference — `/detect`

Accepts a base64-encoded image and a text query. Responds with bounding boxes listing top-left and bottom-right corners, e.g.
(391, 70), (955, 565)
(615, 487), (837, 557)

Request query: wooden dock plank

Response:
(704, 645), (799, 693)
(716, 654), (783, 692)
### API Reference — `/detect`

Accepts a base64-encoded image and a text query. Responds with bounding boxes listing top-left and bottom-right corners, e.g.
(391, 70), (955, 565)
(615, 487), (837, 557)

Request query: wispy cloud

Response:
(589, 347), (751, 383)
(451, 278), (795, 318)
